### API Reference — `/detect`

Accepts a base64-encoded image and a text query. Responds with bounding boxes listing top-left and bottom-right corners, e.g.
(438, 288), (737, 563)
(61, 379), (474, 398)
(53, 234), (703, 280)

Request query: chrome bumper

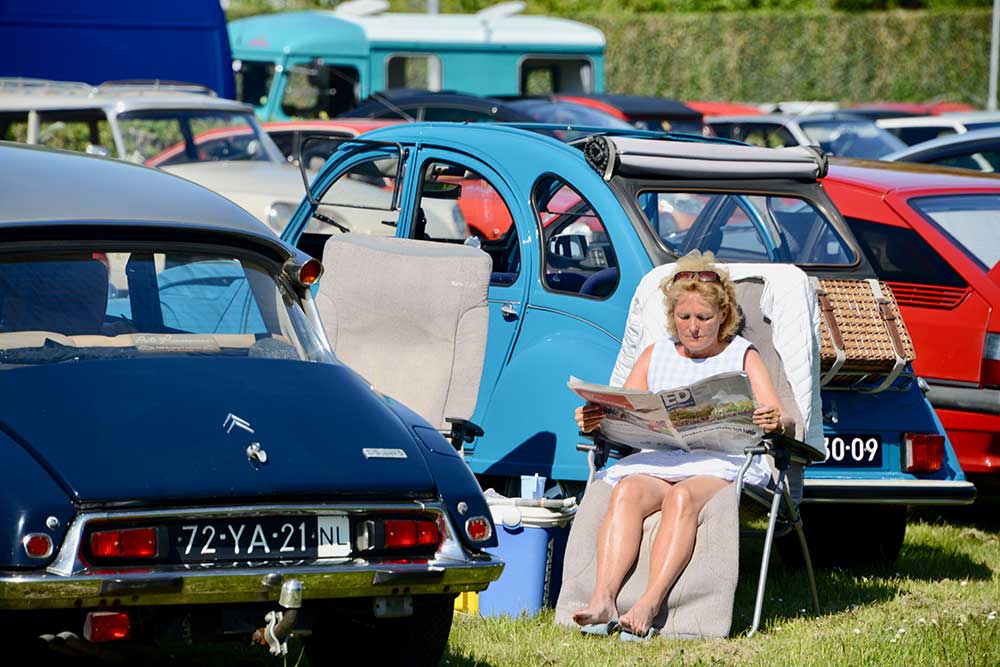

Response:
(0, 501), (504, 611)
(0, 556), (503, 610)
(802, 479), (977, 505)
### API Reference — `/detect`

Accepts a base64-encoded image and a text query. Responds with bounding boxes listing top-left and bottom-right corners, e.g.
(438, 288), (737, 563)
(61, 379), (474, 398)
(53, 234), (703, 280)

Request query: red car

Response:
(824, 160), (1000, 483)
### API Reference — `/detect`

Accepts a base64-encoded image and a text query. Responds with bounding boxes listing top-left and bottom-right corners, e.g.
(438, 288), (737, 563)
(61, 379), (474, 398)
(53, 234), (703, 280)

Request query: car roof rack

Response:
(583, 135), (828, 181)
(97, 80), (217, 97)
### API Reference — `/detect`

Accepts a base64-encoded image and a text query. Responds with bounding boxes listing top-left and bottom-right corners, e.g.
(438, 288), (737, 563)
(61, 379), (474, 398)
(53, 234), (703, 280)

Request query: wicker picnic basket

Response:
(813, 279), (916, 388)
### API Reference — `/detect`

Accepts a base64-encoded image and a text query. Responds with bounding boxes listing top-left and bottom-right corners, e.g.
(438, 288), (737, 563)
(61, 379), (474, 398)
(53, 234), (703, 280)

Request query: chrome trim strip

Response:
(801, 479), (976, 506)
(524, 304), (621, 342)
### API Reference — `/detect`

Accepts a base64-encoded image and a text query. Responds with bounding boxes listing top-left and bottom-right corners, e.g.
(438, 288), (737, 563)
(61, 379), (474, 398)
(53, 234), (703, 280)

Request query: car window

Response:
(118, 110), (277, 166)
(891, 125), (956, 146)
(534, 176), (619, 298)
(909, 194), (1000, 270)
(422, 107), (496, 123)
(313, 154), (401, 237)
(710, 122), (795, 148)
(1, 110), (114, 154)
(386, 55), (442, 90)
(844, 217), (967, 287)
(412, 160), (519, 286)
(234, 60), (276, 107)
(636, 191), (855, 265)
(0, 250), (331, 365)
(933, 150), (1000, 173)
(280, 63), (360, 120)
(798, 120), (907, 159)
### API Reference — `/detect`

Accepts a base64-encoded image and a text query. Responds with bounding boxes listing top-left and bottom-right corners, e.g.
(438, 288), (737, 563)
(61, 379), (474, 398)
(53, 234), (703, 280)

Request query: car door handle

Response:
(500, 302), (519, 319)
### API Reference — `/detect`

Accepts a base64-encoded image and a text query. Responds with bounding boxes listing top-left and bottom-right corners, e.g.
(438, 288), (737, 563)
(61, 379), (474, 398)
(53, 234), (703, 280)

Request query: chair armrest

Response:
(578, 430), (639, 470)
(761, 431), (827, 464)
(445, 418), (484, 452)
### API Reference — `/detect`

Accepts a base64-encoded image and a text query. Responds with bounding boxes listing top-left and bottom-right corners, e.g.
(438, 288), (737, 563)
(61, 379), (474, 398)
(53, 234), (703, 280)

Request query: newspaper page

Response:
(568, 371), (763, 455)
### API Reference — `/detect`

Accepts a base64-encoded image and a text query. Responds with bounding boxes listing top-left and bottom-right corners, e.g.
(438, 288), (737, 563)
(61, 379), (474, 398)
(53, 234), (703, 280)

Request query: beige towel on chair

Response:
(554, 480), (740, 638)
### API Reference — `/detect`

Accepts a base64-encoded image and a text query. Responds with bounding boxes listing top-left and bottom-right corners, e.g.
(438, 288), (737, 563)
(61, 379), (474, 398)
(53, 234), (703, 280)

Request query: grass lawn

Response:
(442, 505), (1000, 667)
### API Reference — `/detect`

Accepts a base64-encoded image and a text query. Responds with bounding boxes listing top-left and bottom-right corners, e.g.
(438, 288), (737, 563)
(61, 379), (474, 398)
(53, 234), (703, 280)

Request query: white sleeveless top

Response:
(597, 335), (773, 489)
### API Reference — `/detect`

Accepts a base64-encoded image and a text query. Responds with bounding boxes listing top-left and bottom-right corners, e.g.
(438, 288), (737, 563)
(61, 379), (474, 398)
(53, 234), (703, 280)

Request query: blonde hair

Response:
(660, 250), (741, 342)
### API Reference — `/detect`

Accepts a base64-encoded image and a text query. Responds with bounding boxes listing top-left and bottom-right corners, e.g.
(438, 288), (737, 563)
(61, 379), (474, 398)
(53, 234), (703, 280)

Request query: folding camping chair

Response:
(555, 263), (826, 638)
(315, 233), (490, 450)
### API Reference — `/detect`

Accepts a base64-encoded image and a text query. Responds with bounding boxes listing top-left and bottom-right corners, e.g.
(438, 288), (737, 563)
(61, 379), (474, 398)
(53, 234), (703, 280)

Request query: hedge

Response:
(226, 4), (992, 106)
(586, 10), (991, 105)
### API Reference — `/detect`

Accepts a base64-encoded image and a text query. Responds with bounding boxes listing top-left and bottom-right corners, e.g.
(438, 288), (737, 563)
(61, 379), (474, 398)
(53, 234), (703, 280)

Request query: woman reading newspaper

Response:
(572, 250), (792, 641)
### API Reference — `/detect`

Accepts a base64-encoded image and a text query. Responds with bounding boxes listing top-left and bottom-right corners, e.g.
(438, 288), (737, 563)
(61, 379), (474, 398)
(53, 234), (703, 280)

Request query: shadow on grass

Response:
(911, 488), (1000, 532)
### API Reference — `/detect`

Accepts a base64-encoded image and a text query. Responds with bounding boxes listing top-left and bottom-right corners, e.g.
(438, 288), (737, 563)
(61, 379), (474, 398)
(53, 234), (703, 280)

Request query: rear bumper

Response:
(0, 556), (503, 611)
(802, 479), (977, 506)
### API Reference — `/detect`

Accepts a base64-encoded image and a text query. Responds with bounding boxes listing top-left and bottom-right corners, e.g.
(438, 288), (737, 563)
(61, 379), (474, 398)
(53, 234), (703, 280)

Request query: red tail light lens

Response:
(465, 516), (492, 542)
(382, 519), (440, 550)
(22, 533), (53, 559)
(90, 527), (157, 559)
(903, 433), (945, 473)
(298, 259), (323, 286)
(84, 611), (131, 642)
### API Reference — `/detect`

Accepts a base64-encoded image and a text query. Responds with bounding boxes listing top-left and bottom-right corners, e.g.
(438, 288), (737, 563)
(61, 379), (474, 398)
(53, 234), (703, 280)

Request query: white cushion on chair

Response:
(317, 234), (491, 430)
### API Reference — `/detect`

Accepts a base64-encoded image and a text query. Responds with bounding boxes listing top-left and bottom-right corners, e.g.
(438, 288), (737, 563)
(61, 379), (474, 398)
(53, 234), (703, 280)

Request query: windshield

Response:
(635, 190), (856, 265)
(0, 249), (332, 367)
(909, 193), (1000, 270)
(117, 110), (284, 167)
(799, 119), (907, 158)
(506, 100), (635, 129)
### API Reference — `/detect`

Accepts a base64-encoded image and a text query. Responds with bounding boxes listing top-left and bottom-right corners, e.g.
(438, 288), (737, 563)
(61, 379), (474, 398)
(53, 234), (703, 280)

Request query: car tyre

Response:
(778, 504), (907, 568)
(306, 594), (454, 667)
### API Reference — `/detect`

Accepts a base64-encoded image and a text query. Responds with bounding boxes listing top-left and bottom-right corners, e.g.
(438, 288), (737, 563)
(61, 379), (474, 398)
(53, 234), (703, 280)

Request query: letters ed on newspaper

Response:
(568, 371), (763, 454)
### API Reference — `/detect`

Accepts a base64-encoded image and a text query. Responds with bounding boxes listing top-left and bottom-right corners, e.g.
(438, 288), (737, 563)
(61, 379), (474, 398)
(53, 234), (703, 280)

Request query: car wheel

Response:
(777, 504), (907, 568)
(306, 594), (454, 667)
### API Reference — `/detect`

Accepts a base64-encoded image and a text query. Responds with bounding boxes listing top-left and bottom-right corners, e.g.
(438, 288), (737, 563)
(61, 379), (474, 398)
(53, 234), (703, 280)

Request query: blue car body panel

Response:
(283, 123), (971, 503)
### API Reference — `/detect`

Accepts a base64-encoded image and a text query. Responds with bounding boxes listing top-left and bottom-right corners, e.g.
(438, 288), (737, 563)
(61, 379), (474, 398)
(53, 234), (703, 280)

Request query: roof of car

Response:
(707, 113), (870, 125)
(825, 157), (1000, 192)
(340, 91), (535, 121)
(884, 126), (1000, 161)
(556, 94), (700, 119)
(228, 10), (604, 58)
(0, 142), (286, 249)
(0, 78), (253, 114)
(876, 112), (1000, 129)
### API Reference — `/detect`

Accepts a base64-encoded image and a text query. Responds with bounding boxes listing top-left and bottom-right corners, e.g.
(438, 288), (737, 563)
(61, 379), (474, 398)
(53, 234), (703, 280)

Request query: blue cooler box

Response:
(478, 503), (575, 617)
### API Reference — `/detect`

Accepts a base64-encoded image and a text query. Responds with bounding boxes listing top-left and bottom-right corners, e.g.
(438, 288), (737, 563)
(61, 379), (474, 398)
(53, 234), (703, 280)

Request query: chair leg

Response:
(748, 472), (785, 638)
(787, 497), (820, 616)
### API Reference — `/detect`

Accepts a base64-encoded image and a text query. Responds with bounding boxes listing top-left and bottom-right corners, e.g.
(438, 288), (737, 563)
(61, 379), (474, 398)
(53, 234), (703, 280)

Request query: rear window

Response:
(0, 249), (332, 367)
(909, 193), (1000, 270)
(844, 217), (967, 287)
(635, 191), (856, 266)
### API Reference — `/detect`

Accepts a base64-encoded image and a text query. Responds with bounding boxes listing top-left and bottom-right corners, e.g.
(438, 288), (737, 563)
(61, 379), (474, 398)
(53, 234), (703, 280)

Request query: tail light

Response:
(357, 517), (442, 552)
(465, 516), (492, 543)
(90, 527), (157, 559)
(22, 533), (53, 559)
(84, 611), (131, 642)
(902, 433), (945, 473)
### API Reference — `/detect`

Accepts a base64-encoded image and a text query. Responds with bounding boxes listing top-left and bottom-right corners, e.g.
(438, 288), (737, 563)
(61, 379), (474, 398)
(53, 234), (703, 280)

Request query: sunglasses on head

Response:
(672, 270), (720, 283)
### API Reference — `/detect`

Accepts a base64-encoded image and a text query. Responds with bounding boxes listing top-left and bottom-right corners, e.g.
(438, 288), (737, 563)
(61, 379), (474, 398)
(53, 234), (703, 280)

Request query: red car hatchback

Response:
(824, 160), (1000, 484)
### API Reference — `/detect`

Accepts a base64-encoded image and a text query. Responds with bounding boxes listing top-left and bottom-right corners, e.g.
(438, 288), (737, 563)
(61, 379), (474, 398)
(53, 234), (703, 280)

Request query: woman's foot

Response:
(572, 597), (618, 627)
(619, 598), (659, 637)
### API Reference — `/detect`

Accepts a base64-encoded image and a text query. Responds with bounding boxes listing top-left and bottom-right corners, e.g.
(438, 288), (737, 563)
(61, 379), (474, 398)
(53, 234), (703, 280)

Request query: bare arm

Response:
(744, 348), (794, 435)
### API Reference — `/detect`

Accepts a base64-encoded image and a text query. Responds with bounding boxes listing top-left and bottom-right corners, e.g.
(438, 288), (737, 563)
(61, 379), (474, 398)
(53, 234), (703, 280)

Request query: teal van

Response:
(228, 5), (605, 122)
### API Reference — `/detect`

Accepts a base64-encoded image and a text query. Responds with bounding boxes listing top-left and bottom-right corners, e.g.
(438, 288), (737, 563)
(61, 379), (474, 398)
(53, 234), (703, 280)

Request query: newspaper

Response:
(568, 371), (763, 455)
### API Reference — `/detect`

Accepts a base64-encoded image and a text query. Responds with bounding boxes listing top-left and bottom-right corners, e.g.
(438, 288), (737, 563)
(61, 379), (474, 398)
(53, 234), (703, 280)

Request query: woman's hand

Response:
(575, 402), (605, 433)
(752, 405), (784, 434)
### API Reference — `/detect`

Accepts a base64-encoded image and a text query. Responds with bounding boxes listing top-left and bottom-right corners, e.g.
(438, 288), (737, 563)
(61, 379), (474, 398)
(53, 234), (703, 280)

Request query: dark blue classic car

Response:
(0, 142), (501, 664)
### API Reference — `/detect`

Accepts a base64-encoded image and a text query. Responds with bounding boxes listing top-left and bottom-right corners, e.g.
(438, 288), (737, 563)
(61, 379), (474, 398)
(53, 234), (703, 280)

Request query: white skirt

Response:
(596, 448), (773, 489)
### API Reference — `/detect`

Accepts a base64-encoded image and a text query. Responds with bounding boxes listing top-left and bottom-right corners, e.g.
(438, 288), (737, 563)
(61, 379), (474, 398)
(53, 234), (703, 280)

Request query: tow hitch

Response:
(253, 578), (303, 655)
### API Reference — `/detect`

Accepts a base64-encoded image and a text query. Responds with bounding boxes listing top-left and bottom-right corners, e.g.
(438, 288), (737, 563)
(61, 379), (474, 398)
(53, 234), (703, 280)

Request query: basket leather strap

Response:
(867, 279), (906, 392)
(811, 277), (846, 386)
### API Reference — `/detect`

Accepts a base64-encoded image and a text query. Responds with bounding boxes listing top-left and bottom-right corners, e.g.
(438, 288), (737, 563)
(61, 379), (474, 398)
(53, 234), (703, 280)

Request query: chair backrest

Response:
(608, 263), (825, 504)
(316, 234), (491, 430)
(0, 259), (109, 335)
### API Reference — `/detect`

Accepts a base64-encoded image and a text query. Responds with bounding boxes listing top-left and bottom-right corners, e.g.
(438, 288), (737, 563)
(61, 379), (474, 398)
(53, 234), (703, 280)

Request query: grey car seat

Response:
(315, 234), (491, 444)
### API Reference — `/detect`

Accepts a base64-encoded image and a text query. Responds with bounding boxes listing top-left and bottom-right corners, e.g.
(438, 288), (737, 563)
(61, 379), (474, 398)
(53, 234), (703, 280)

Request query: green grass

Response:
(443, 510), (1000, 667)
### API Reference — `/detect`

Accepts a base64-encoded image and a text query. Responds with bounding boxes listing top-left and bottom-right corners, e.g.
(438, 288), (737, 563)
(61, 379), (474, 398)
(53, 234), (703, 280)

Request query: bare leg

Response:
(572, 475), (672, 626)
(619, 476), (730, 636)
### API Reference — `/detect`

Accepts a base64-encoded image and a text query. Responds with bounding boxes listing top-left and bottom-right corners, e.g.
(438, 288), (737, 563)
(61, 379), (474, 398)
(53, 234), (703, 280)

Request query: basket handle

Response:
(866, 279), (906, 393)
